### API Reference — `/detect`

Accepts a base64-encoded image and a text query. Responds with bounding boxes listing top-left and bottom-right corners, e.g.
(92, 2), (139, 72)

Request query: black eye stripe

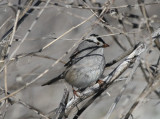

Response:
(86, 39), (96, 43)
(86, 37), (105, 44)
(97, 37), (105, 44)
(90, 34), (105, 44)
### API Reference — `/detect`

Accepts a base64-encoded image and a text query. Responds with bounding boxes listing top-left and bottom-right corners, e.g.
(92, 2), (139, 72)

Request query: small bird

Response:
(42, 34), (109, 90)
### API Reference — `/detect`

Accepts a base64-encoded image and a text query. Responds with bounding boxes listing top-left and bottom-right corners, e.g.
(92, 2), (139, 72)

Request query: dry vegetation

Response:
(0, 0), (160, 119)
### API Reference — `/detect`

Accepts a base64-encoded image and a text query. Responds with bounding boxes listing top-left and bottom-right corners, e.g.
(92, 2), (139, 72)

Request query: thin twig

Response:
(17, 100), (49, 119)
(41, 14), (94, 50)
(5, 4), (21, 58)
(0, 0), (51, 73)
(105, 46), (135, 67)
(1, 1), (42, 41)
(55, 88), (69, 119)
(123, 73), (160, 119)
(6, 1), (160, 10)
(104, 58), (140, 119)
(0, 87), (49, 119)
(0, 16), (12, 31)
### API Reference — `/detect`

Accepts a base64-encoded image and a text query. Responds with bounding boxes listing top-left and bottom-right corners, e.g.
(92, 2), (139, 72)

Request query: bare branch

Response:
(123, 73), (160, 119)
(104, 58), (140, 119)
(55, 88), (69, 119)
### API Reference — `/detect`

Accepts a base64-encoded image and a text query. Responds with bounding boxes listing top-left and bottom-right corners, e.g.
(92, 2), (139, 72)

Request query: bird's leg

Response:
(97, 79), (105, 86)
(72, 86), (80, 111)
(72, 86), (81, 97)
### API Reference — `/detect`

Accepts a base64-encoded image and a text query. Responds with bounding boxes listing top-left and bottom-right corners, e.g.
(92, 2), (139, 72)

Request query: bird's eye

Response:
(97, 42), (100, 45)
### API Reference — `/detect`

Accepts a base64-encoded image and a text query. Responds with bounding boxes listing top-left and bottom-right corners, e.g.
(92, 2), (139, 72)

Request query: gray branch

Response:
(55, 88), (69, 119)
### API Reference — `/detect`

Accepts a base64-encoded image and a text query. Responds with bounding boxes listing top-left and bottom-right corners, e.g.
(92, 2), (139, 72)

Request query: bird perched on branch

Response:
(42, 34), (109, 90)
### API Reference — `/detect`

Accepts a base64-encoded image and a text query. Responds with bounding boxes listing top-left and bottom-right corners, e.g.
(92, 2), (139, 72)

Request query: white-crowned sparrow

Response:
(42, 34), (109, 90)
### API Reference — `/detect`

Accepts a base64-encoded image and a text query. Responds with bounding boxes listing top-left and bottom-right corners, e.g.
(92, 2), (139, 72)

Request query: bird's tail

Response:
(41, 73), (64, 86)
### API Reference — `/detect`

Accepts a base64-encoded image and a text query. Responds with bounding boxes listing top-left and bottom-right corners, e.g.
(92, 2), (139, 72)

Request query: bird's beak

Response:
(103, 43), (109, 48)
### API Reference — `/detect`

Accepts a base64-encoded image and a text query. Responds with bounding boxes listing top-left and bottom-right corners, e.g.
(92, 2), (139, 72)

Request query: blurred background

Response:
(0, 0), (160, 119)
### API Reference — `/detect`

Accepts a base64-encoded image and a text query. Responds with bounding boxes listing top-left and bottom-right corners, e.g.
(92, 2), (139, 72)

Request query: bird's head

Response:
(86, 34), (109, 48)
